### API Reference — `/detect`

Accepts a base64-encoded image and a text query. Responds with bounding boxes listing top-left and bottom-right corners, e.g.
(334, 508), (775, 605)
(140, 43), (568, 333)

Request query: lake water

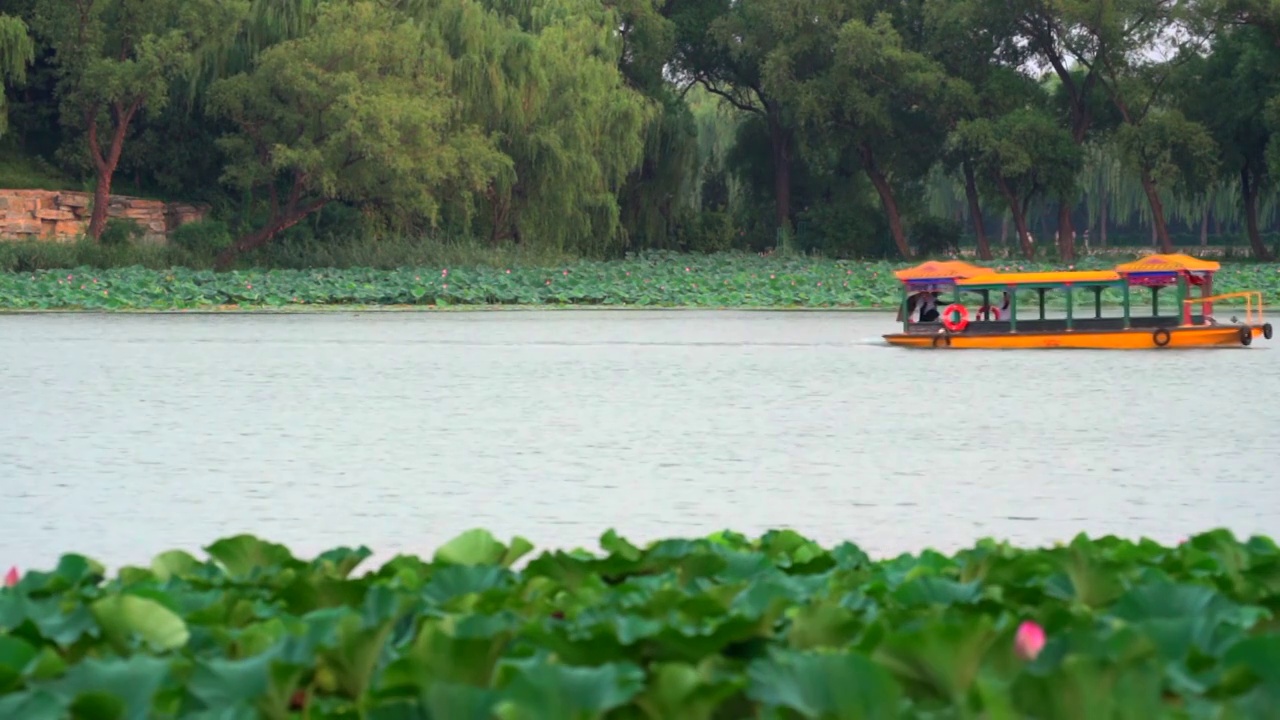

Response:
(2, 310), (1278, 573)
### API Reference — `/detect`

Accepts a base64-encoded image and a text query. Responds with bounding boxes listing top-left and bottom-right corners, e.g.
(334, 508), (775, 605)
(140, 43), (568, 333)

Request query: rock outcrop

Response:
(0, 189), (209, 244)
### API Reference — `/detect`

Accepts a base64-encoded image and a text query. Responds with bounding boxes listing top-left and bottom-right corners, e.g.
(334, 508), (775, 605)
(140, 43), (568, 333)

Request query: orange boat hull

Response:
(883, 324), (1269, 349)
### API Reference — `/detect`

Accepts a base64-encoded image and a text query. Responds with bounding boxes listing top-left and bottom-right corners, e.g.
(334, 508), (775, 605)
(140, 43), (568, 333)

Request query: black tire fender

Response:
(1152, 328), (1171, 347)
(1241, 326), (1253, 346)
(1264, 323), (1273, 340)
(932, 333), (951, 348)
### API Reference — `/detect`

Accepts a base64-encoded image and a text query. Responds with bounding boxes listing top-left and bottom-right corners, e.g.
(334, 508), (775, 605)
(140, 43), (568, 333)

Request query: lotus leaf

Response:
(1, 528), (1279, 717)
(3, 253), (1278, 310)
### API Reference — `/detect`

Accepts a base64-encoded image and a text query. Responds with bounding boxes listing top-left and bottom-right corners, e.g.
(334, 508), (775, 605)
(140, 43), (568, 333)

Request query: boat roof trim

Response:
(957, 270), (1123, 287)
(1114, 253), (1220, 274)
(893, 260), (993, 281)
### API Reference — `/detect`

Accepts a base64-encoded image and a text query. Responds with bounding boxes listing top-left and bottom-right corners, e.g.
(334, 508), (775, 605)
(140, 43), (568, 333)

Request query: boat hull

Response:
(883, 324), (1270, 349)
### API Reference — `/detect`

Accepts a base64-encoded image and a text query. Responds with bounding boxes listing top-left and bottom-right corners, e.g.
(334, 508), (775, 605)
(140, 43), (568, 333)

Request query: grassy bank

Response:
(1, 248), (1278, 310)
(1, 528), (1277, 717)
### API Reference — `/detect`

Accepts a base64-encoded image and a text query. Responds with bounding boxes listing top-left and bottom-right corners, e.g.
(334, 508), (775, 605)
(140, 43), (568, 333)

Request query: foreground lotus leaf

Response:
(2, 528), (1280, 717)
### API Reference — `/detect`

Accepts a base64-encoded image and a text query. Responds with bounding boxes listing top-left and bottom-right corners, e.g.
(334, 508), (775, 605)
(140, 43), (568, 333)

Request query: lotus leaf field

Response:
(3, 252), (1280, 310)
(3, 529), (1280, 719)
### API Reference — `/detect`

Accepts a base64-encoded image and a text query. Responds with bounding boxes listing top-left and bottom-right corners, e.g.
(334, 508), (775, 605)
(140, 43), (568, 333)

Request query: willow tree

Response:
(208, 0), (509, 266)
(414, 0), (654, 254)
(186, 0), (328, 104)
(31, 0), (248, 239)
(613, 0), (700, 250)
(0, 14), (34, 139)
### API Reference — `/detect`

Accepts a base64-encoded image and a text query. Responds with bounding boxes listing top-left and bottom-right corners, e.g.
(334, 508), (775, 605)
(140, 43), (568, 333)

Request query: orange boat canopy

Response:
(1114, 253), (1220, 274)
(958, 270), (1123, 287)
(893, 260), (993, 282)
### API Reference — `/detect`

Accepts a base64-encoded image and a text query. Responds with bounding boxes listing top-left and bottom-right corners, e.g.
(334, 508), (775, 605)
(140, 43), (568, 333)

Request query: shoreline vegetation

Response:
(2, 528), (1278, 717)
(3, 0), (1280, 273)
(2, 248), (1278, 311)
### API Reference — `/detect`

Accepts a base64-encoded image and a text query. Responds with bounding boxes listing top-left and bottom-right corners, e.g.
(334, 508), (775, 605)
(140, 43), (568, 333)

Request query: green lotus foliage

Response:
(2, 528), (1280, 718)
(2, 252), (1280, 310)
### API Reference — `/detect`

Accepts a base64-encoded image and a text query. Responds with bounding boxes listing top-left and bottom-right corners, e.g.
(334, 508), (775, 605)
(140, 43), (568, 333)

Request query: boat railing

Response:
(1183, 291), (1265, 325)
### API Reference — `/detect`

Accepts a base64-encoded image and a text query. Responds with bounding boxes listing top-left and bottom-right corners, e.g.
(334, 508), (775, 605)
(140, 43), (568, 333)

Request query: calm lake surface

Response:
(2, 310), (1278, 572)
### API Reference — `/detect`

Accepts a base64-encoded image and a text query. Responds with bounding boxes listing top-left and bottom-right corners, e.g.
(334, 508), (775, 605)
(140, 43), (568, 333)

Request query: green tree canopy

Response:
(763, 4), (971, 259)
(952, 108), (1083, 258)
(0, 13), (35, 139)
(1178, 24), (1280, 259)
(31, 0), (248, 238)
(207, 0), (510, 266)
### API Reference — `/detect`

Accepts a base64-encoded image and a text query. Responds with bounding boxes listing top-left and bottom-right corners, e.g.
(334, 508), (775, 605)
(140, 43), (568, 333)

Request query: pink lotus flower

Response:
(1015, 620), (1045, 660)
(4, 566), (17, 587)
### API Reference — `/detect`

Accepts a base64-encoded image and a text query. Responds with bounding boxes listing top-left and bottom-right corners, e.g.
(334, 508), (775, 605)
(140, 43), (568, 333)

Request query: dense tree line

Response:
(1, 0), (1279, 264)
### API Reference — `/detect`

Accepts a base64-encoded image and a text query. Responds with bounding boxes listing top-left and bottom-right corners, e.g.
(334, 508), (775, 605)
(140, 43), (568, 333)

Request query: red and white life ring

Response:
(941, 304), (969, 332)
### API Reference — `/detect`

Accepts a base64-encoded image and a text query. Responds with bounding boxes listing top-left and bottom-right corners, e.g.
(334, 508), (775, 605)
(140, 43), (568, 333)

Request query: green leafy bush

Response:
(169, 220), (232, 256)
(911, 215), (964, 257)
(1, 528), (1278, 717)
(98, 218), (147, 247)
(0, 239), (192, 274)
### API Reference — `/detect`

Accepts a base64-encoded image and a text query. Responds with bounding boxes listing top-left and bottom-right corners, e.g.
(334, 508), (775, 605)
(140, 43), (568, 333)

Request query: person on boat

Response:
(899, 292), (922, 322)
(977, 292), (1011, 321)
(909, 292), (942, 322)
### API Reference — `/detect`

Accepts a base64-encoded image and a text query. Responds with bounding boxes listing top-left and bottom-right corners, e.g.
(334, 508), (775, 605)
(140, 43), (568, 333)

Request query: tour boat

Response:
(883, 254), (1273, 349)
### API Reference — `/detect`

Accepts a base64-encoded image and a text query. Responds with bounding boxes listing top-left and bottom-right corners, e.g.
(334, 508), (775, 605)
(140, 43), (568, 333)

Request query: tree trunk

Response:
(1001, 216), (1009, 251)
(1241, 167), (1274, 260)
(994, 176), (1034, 259)
(85, 102), (137, 240)
(766, 109), (792, 240)
(1199, 207), (1209, 246)
(215, 199), (329, 270)
(1137, 172), (1174, 253)
(962, 161), (992, 260)
(860, 144), (911, 259)
(89, 170), (114, 240)
(1056, 200), (1075, 261)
